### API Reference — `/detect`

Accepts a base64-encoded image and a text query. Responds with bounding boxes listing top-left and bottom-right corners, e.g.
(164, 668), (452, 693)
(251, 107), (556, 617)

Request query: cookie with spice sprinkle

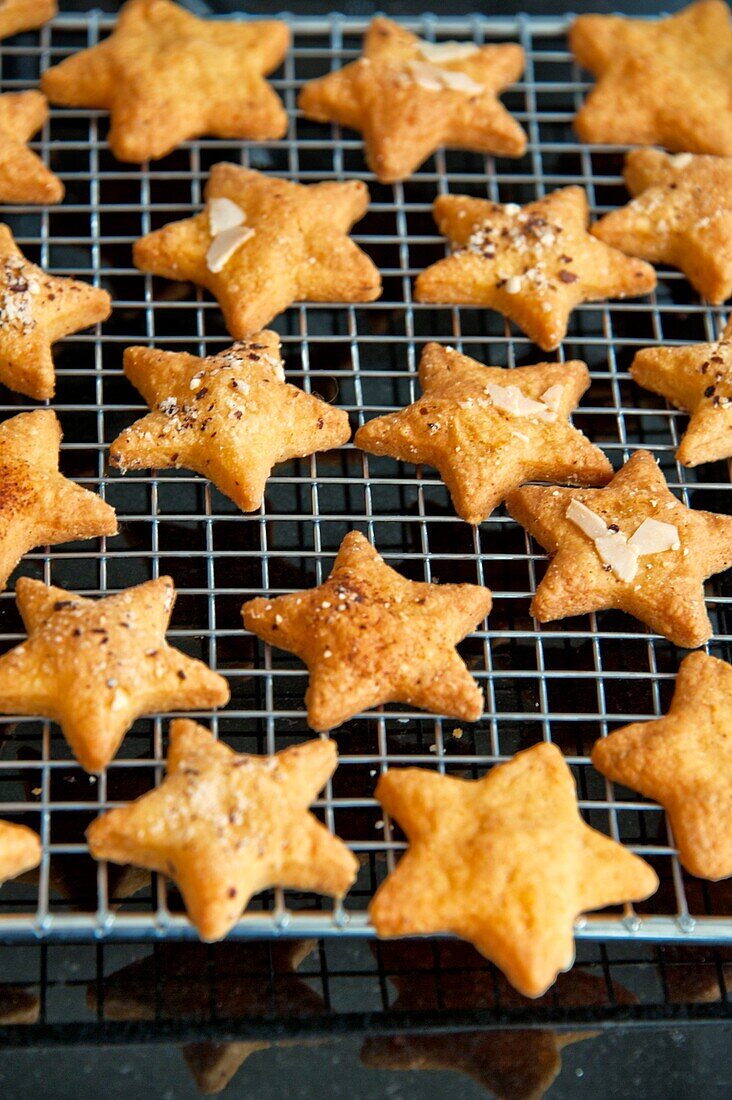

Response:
(87, 720), (358, 942)
(109, 331), (352, 513)
(414, 187), (656, 351)
(242, 529), (492, 730)
(0, 223), (111, 399)
(592, 149), (732, 305)
(0, 576), (230, 773)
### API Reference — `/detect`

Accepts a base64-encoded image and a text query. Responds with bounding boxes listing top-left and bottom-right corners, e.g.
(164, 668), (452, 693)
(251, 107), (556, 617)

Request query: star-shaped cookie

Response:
(414, 187), (656, 351)
(630, 319), (732, 467)
(0, 223), (111, 399)
(40, 0), (289, 162)
(0, 91), (63, 204)
(506, 449), (732, 649)
(109, 331), (352, 513)
(0, 0), (55, 41)
(87, 720), (359, 942)
(369, 741), (658, 998)
(0, 576), (230, 773)
(592, 651), (732, 881)
(570, 0), (732, 156)
(133, 163), (381, 337)
(592, 149), (732, 305)
(0, 409), (117, 593)
(88, 941), (322, 1094)
(298, 16), (526, 183)
(242, 529), (492, 730)
(355, 343), (613, 524)
(0, 819), (41, 887)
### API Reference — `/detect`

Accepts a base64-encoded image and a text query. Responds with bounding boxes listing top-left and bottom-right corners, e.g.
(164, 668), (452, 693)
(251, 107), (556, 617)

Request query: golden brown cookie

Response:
(0, 576), (230, 773)
(0, 819), (41, 887)
(592, 651), (732, 881)
(87, 720), (358, 942)
(369, 742), (658, 998)
(506, 450), (732, 648)
(88, 941), (321, 1094)
(414, 187), (656, 351)
(570, 0), (732, 156)
(0, 0), (55, 41)
(242, 530), (492, 730)
(0, 987), (40, 1026)
(109, 331), (351, 513)
(0, 91), (63, 204)
(0, 409), (117, 594)
(298, 16), (526, 183)
(355, 343), (613, 524)
(133, 163), (381, 337)
(41, 0), (289, 162)
(630, 319), (732, 467)
(0, 223), (111, 399)
(592, 149), (732, 305)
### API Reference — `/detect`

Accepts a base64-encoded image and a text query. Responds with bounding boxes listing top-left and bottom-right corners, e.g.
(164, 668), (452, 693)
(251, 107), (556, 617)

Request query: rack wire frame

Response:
(0, 9), (730, 949)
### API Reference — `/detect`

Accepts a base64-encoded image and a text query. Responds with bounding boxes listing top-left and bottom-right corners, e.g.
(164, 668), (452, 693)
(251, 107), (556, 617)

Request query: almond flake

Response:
(627, 517), (681, 554)
(485, 381), (555, 421)
(406, 60), (483, 95)
(418, 40), (479, 63)
(206, 225), (254, 273)
(208, 197), (245, 235)
(566, 499), (609, 540)
(540, 384), (564, 414)
(595, 531), (639, 583)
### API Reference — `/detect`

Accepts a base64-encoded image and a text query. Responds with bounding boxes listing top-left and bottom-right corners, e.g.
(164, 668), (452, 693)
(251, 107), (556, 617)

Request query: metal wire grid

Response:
(0, 10), (730, 948)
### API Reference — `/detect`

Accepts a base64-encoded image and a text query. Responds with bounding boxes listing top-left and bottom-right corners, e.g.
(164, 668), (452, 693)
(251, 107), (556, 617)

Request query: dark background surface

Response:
(0, 2), (729, 1098)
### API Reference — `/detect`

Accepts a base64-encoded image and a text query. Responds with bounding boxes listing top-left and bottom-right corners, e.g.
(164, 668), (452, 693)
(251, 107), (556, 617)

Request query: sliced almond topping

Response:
(595, 532), (639, 583)
(418, 40), (479, 63)
(406, 60), (483, 95)
(540, 383), (564, 414)
(208, 197), (246, 235)
(566, 499), (609, 540)
(627, 517), (681, 554)
(206, 225), (254, 274)
(485, 382), (555, 421)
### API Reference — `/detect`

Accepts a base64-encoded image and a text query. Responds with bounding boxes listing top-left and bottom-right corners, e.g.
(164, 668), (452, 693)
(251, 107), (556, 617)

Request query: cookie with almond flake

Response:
(506, 450), (732, 648)
(109, 331), (352, 514)
(414, 187), (656, 351)
(298, 16), (526, 183)
(0, 820), (41, 888)
(0, 0), (55, 41)
(0, 91), (63, 204)
(133, 163), (381, 337)
(630, 319), (732, 467)
(592, 149), (732, 305)
(355, 343), (612, 524)
(0, 223), (111, 399)
(41, 0), (289, 162)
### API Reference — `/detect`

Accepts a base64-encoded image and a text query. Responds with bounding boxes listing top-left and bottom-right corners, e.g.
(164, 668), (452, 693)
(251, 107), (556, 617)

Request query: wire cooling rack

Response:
(0, 9), (730, 953)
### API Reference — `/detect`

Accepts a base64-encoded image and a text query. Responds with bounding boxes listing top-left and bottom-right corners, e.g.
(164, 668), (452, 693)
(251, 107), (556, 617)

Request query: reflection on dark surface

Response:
(361, 940), (635, 1099)
(88, 940), (323, 1094)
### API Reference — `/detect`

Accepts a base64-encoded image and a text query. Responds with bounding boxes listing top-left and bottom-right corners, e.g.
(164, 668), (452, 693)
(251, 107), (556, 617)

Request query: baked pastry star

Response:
(414, 187), (656, 351)
(355, 342), (612, 524)
(242, 529), (492, 730)
(592, 651), (732, 881)
(0, 576), (230, 773)
(0, 819), (41, 887)
(506, 450), (732, 648)
(41, 0), (289, 162)
(0, 223), (111, 399)
(630, 319), (732, 467)
(298, 16), (526, 183)
(0, 91), (63, 204)
(570, 0), (732, 156)
(87, 720), (359, 941)
(0, 409), (117, 593)
(133, 163), (381, 337)
(110, 331), (351, 513)
(369, 742), (658, 998)
(592, 149), (732, 305)
(0, 0), (55, 41)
